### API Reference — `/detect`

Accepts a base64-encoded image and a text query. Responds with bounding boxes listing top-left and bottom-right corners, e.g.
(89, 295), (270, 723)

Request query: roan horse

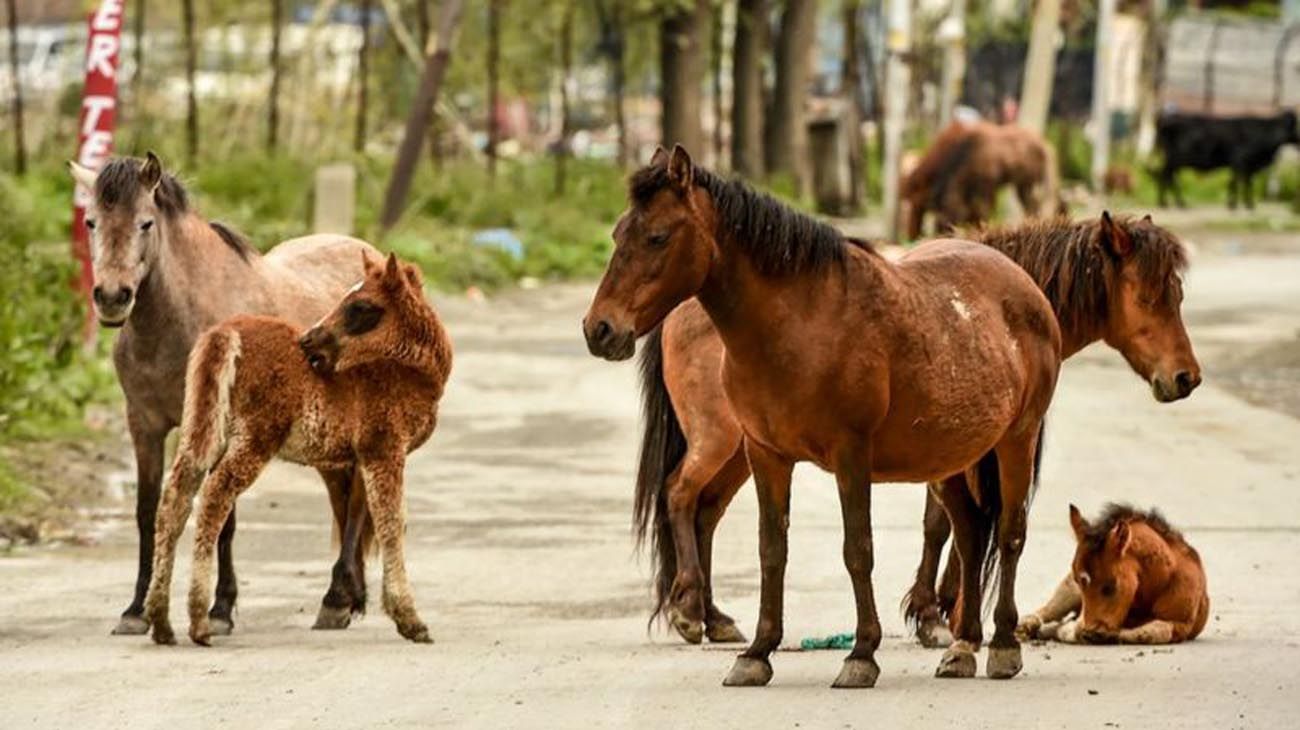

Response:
(585, 145), (1062, 687)
(144, 253), (451, 645)
(1017, 504), (1209, 645)
(632, 212), (1201, 649)
(902, 121), (1060, 240)
(69, 154), (378, 635)
(904, 214), (1200, 647)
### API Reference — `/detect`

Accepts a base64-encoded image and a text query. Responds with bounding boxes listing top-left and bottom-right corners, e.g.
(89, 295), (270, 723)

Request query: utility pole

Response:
(1090, 0), (1116, 190)
(882, 0), (911, 241)
(937, 0), (966, 127)
(1019, 0), (1060, 134)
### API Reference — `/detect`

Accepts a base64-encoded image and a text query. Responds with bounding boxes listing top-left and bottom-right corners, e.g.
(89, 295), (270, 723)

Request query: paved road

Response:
(2, 236), (1298, 729)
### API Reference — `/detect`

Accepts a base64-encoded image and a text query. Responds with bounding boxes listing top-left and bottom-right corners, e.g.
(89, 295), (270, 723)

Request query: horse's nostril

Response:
(116, 287), (134, 306)
(92, 285), (105, 306)
(1174, 370), (1197, 394)
(594, 320), (613, 343)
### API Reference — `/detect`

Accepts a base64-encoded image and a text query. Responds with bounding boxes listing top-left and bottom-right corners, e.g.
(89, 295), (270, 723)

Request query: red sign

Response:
(72, 0), (124, 337)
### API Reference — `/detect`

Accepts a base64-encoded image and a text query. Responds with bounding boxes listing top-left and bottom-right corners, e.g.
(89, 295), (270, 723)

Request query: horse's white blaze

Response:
(950, 296), (972, 320)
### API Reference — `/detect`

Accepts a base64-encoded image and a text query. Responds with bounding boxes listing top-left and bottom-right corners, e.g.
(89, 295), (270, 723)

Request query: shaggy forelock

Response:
(94, 156), (189, 217)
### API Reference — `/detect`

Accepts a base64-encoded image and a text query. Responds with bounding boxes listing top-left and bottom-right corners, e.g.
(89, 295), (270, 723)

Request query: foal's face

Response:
(1100, 215), (1201, 403)
(300, 252), (420, 375)
(1069, 506), (1140, 640)
(69, 154), (165, 327)
(584, 145), (713, 361)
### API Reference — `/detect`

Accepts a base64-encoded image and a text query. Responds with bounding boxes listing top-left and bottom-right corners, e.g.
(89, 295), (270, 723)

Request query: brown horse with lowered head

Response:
(144, 253), (452, 645)
(69, 153), (379, 636)
(1017, 504), (1209, 644)
(635, 212), (1199, 649)
(902, 121), (1060, 240)
(585, 145), (1061, 687)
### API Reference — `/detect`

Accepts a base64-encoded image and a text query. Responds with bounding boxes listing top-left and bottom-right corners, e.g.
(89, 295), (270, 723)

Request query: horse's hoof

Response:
(399, 623), (433, 644)
(916, 618), (953, 649)
(722, 656), (773, 687)
(189, 620), (212, 647)
(831, 657), (880, 689)
(936, 646), (978, 678)
(706, 621), (747, 644)
(151, 623), (177, 646)
(208, 616), (234, 636)
(313, 604), (353, 631)
(667, 606), (704, 645)
(987, 645), (1023, 680)
(1015, 615), (1043, 641)
(112, 614), (150, 636)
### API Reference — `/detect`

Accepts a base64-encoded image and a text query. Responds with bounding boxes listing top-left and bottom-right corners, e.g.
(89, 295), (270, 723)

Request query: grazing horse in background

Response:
(1156, 110), (1299, 209)
(902, 121), (1060, 240)
(585, 145), (1061, 687)
(69, 153), (379, 636)
(1017, 504), (1209, 645)
(145, 253), (452, 646)
(634, 212), (1199, 649)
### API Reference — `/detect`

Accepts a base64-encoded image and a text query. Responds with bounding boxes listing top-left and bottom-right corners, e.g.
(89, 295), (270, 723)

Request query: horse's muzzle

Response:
(583, 317), (635, 361)
(92, 284), (134, 327)
(299, 328), (339, 375)
(1152, 370), (1201, 403)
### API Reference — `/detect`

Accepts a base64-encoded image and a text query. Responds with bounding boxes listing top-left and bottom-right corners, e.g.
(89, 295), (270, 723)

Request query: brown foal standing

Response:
(1018, 504), (1210, 645)
(586, 145), (1061, 687)
(143, 253), (452, 645)
(69, 153), (379, 635)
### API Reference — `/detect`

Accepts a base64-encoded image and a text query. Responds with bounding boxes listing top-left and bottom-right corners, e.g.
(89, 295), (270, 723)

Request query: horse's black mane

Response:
(971, 215), (1189, 339)
(1080, 503), (1186, 555)
(629, 162), (871, 276)
(94, 156), (256, 262)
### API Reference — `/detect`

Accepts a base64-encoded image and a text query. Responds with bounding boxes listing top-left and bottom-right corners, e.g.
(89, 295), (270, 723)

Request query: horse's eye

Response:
(342, 300), (384, 336)
(139, 220), (154, 232)
(85, 219), (96, 231)
(648, 232), (671, 248)
(1100, 582), (1116, 598)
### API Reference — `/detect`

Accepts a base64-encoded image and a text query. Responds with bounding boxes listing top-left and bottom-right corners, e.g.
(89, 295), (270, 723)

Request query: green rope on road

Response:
(799, 632), (855, 650)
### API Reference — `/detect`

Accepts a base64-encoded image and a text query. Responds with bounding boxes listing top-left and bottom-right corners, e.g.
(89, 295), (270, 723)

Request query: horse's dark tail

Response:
(634, 324), (687, 626)
(977, 421), (1048, 614)
(927, 131), (981, 214)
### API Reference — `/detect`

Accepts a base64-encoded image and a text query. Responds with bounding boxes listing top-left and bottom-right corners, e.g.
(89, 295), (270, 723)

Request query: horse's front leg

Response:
(829, 447), (882, 689)
(115, 414), (167, 636)
(723, 439), (793, 687)
(906, 483), (953, 648)
(359, 452), (430, 643)
(1017, 573), (1081, 640)
(986, 431), (1040, 680)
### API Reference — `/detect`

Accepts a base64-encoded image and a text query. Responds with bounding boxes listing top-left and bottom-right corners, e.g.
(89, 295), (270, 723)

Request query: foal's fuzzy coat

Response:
(144, 253), (451, 645)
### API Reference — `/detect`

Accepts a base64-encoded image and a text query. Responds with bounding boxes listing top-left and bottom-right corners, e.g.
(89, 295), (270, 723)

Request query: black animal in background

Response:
(1155, 110), (1300, 209)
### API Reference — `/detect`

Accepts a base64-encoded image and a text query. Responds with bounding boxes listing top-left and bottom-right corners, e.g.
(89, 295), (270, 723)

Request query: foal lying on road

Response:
(144, 253), (452, 646)
(1018, 504), (1209, 645)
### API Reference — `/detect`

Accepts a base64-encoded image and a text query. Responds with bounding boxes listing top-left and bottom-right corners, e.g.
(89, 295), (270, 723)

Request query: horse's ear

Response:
(1068, 504), (1088, 542)
(649, 145), (669, 167)
(1108, 520), (1132, 556)
(1141, 213), (1153, 224)
(382, 252), (403, 290)
(68, 160), (98, 191)
(1099, 211), (1133, 258)
(402, 262), (424, 292)
(667, 144), (693, 192)
(362, 251), (381, 276)
(140, 151), (163, 192)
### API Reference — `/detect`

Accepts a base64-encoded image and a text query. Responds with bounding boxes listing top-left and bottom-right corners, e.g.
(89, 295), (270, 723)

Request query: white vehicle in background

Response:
(0, 24), (86, 104)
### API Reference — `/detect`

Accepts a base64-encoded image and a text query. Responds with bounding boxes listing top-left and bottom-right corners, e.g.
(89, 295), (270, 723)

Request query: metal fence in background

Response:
(1164, 14), (1300, 115)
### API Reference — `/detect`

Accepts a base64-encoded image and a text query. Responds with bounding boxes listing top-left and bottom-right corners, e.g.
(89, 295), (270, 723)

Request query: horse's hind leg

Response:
(905, 484), (952, 648)
(142, 452), (205, 645)
(187, 446), (270, 646)
(933, 474), (985, 679)
(723, 440), (794, 687)
(986, 431), (1039, 680)
(698, 449), (749, 643)
(360, 455), (430, 643)
(207, 509), (238, 635)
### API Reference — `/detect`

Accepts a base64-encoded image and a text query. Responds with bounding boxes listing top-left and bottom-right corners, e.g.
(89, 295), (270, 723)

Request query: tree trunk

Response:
(381, 0), (465, 231)
(731, 0), (767, 179)
(842, 0), (864, 209)
(487, 0), (502, 180)
(937, 0), (967, 127)
(710, 0), (724, 168)
(659, 0), (708, 153)
(1019, 0), (1060, 134)
(416, 0), (430, 49)
(268, 0), (283, 152)
(882, 0), (911, 241)
(591, 0), (628, 166)
(555, 1), (575, 195)
(354, 0), (372, 153)
(765, 0), (816, 194)
(132, 0), (146, 102)
(182, 0), (198, 164)
(4, 0), (23, 175)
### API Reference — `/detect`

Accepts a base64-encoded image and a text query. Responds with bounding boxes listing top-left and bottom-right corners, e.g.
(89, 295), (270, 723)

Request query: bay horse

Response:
(144, 252), (452, 645)
(585, 145), (1062, 687)
(635, 212), (1199, 649)
(902, 121), (1060, 240)
(69, 153), (379, 636)
(1017, 504), (1209, 644)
